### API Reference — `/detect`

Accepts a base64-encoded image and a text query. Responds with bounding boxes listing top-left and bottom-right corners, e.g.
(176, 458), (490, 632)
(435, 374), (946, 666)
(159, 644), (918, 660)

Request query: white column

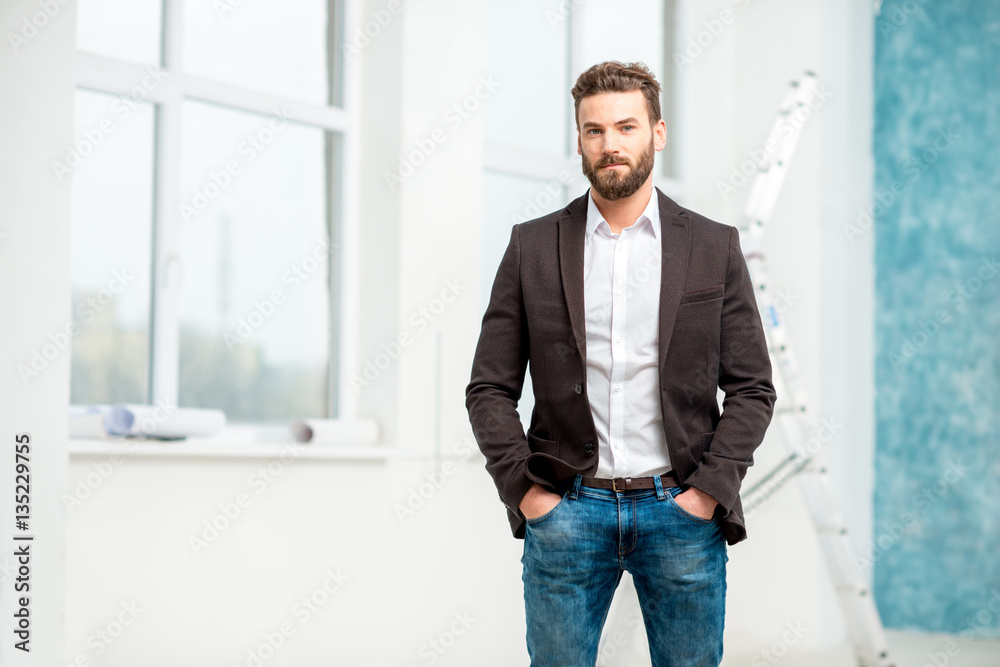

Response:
(0, 1), (75, 664)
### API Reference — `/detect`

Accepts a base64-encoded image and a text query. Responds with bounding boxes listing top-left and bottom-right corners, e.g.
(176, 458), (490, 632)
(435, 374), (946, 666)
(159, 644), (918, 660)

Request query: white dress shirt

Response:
(584, 186), (672, 479)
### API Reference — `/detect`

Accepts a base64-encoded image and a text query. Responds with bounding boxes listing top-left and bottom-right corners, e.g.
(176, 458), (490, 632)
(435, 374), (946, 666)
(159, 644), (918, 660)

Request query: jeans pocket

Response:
(666, 487), (715, 524)
(525, 490), (570, 526)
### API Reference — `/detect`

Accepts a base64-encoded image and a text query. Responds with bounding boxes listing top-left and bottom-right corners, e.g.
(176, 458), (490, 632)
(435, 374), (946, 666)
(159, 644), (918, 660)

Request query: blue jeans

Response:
(521, 474), (728, 667)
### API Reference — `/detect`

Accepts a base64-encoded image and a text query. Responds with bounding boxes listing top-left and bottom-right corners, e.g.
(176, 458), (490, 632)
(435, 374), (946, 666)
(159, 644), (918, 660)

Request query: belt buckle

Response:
(612, 477), (631, 492)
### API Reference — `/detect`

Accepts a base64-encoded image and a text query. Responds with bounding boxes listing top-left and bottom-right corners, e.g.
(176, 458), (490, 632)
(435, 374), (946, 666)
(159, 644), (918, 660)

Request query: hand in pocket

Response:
(673, 488), (717, 521)
(519, 483), (564, 520)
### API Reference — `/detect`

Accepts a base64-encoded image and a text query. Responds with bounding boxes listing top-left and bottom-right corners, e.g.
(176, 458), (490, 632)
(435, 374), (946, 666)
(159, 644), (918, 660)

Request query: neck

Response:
(591, 180), (654, 233)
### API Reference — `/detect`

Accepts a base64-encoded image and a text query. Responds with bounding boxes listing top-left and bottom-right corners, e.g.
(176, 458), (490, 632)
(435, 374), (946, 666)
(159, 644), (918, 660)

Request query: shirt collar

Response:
(585, 185), (661, 240)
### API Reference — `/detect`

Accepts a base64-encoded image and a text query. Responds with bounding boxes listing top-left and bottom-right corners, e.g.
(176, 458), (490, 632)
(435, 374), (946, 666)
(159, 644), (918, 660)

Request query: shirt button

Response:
(574, 383), (583, 394)
(584, 442), (594, 454)
(613, 384), (621, 392)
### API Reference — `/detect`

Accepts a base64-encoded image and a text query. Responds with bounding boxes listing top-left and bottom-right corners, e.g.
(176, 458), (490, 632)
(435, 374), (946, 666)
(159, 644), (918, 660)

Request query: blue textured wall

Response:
(873, 0), (1000, 638)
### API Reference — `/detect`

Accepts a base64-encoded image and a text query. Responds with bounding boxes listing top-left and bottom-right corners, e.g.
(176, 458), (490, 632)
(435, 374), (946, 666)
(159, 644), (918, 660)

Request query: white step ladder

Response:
(736, 71), (896, 667)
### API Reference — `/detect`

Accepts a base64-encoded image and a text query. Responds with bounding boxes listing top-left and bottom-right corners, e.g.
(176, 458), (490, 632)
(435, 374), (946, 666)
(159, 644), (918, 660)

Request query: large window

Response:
(70, 0), (349, 424)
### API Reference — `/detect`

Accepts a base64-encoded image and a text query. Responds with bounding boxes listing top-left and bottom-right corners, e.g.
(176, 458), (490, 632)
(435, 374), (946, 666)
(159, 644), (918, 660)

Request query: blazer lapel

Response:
(557, 191), (589, 364)
(655, 187), (692, 381)
(557, 186), (690, 372)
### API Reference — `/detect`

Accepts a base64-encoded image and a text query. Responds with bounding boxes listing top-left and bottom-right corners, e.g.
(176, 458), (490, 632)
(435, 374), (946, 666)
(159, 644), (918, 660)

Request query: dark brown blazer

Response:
(465, 186), (776, 546)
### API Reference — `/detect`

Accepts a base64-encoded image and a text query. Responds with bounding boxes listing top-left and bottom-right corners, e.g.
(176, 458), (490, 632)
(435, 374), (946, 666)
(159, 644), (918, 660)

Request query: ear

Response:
(653, 118), (667, 152)
(576, 131), (582, 155)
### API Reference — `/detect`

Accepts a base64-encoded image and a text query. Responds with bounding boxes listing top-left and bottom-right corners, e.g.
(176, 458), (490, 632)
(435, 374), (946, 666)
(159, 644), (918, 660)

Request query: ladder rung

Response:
(813, 523), (847, 534)
(834, 583), (873, 597)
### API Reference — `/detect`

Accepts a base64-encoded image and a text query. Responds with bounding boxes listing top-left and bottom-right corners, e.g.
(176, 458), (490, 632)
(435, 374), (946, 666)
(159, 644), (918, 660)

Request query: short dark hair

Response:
(570, 61), (662, 129)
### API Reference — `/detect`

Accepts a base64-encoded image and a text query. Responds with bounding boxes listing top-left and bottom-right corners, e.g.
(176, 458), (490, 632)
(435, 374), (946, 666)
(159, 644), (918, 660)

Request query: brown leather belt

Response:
(580, 471), (681, 492)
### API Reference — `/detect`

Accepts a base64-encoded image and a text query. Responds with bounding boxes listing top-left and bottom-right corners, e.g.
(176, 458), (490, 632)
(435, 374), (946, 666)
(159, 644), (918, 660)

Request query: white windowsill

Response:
(67, 423), (400, 461)
(67, 439), (401, 461)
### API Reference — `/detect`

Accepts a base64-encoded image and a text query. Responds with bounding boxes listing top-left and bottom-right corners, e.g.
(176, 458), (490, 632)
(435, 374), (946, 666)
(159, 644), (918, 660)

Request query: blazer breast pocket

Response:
(678, 283), (724, 305)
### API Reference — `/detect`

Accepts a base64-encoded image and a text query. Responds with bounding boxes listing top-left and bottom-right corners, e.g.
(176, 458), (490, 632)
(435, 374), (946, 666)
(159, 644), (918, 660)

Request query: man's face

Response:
(577, 90), (666, 201)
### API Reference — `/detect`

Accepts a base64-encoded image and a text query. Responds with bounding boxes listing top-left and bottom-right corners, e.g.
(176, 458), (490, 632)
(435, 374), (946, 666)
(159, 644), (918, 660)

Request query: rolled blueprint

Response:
(69, 403), (226, 440)
(288, 418), (379, 444)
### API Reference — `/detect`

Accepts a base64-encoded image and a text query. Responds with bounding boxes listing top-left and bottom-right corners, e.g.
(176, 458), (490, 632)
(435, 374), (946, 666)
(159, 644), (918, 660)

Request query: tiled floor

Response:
(721, 629), (1000, 667)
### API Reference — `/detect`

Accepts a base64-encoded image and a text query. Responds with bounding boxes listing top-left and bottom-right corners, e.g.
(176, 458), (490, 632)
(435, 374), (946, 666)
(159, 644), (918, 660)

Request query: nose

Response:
(601, 134), (621, 155)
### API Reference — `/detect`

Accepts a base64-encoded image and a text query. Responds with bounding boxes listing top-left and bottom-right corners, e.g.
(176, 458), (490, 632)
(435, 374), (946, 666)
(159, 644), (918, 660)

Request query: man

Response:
(465, 61), (776, 666)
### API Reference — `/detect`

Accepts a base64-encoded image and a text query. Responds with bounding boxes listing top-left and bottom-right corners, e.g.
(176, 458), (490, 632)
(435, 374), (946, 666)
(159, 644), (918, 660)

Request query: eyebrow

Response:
(582, 117), (641, 129)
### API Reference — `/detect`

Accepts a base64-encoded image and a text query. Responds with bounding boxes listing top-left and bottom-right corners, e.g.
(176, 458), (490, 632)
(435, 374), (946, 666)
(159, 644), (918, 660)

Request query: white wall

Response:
(58, 0), (875, 665)
(0, 1), (75, 665)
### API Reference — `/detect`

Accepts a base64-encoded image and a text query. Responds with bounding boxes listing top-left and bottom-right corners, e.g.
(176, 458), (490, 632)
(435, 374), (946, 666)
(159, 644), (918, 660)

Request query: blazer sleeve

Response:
(465, 223), (536, 517)
(683, 225), (777, 515)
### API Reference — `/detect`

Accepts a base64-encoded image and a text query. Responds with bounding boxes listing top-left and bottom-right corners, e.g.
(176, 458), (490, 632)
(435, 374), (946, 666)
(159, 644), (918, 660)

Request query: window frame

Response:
(72, 0), (361, 424)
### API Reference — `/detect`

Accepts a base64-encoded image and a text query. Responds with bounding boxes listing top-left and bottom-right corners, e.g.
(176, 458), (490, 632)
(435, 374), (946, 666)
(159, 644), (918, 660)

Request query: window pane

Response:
(182, 0), (332, 105)
(178, 100), (332, 422)
(76, 0), (162, 65)
(484, 0), (569, 156)
(70, 90), (155, 405)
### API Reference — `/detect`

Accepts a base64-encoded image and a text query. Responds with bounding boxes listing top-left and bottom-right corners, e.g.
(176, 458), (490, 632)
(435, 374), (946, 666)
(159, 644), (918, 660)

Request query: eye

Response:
(621, 125), (635, 131)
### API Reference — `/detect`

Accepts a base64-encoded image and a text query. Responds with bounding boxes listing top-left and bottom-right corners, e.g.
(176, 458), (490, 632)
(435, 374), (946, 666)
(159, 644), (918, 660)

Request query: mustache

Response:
(597, 156), (631, 167)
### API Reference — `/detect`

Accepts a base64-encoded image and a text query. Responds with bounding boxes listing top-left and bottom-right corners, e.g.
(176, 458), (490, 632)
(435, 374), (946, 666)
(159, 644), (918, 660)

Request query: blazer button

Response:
(574, 383), (583, 394)
(583, 441), (594, 454)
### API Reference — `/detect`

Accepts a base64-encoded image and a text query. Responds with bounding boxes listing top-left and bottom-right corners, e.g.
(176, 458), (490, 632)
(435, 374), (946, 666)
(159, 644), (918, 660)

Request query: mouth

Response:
(601, 163), (628, 169)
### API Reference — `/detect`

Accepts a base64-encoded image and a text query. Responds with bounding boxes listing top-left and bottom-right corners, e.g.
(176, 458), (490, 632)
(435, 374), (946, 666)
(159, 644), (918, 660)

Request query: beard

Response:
(582, 137), (656, 201)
